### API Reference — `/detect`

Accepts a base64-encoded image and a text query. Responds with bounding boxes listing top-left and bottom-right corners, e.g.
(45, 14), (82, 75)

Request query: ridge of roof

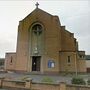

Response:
(22, 8), (53, 21)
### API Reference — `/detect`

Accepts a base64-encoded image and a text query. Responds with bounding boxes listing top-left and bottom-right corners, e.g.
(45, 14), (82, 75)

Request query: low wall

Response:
(67, 84), (90, 90)
(2, 80), (26, 88)
(31, 82), (59, 90)
(0, 78), (90, 90)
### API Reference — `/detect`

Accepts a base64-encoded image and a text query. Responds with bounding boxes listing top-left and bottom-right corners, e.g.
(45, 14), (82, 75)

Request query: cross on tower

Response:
(35, 2), (39, 8)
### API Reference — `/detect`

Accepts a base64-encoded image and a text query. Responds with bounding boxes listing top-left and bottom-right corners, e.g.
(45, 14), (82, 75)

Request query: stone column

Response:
(59, 82), (66, 90)
(25, 78), (32, 89)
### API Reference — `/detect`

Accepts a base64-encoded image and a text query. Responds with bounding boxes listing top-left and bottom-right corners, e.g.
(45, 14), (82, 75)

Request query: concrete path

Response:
(0, 72), (89, 84)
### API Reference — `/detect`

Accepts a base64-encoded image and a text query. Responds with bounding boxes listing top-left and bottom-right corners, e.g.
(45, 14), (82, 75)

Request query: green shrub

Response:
(87, 79), (90, 85)
(71, 77), (86, 85)
(41, 77), (54, 84)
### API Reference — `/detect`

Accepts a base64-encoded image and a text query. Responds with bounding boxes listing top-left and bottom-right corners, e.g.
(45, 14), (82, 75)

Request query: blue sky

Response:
(0, 0), (89, 58)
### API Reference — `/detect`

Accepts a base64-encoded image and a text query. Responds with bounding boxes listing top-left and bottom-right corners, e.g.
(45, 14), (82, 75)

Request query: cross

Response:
(35, 2), (39, 8)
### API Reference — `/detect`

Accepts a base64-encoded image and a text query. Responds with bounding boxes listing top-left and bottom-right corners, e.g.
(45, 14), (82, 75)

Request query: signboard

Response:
(48, 60), (55, 68)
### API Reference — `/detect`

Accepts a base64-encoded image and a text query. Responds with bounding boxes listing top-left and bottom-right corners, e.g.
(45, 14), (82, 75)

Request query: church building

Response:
(4, 3), (86, 74)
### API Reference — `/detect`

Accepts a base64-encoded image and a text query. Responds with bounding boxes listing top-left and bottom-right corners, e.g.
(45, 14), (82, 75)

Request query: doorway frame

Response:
(32, 56), (41, 72)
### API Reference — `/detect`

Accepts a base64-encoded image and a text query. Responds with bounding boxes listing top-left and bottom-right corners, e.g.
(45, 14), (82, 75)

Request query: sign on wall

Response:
(48, 60), (55, 68)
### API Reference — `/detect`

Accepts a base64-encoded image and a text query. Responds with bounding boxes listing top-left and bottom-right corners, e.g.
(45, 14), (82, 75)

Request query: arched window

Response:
(30, 23), (44, 56)
(32, 24), (42, 35)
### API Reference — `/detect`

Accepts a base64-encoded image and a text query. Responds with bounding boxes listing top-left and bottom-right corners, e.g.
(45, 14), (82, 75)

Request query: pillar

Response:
(59, 82), (66, 90)
(0, 77), (4, 88)
(25, 78), (32, 89)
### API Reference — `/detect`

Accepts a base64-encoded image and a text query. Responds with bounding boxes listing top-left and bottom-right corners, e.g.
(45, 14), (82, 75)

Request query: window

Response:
(79, 55), (84, 59)
(30, 23), (43, 56)
(10, 56), (13, 64)
(48, 60), (55, 68)
(67, 56), (71, 63)
(80, 55), (82, 58)
(32, 24), (42, 35)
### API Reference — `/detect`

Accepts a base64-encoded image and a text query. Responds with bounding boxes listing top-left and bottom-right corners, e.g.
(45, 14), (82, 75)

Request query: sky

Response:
(0, 0), (89, 58)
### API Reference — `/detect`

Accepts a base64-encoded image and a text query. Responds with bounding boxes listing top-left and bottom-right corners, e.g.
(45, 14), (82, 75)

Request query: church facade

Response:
(4, 6), (86, 73)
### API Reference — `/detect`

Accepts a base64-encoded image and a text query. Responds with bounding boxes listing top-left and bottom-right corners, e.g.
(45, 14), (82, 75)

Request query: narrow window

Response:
(10, 56), (13, 63)
(80, 55), (84, 59)
(67, 56), (71, 63)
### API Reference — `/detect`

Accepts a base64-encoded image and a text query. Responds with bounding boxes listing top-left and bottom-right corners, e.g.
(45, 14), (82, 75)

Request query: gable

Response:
(18, 8), (61, 36)
(22, 8), (53, 22)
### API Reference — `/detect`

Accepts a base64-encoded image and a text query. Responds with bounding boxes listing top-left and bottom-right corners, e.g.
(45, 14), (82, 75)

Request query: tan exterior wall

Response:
(4, 8), (86, 73)
(42, 55), (59, 73)
(86, 60), (90, 68)
(61, 27), (76, 51)
(77, 60), (86, 72)
(59, 52), (76, 72)
(4, 53), (16, 71)
(15, 9), (61, 72)
(77, 51), (86, 72)
(15, 22), (29, 71)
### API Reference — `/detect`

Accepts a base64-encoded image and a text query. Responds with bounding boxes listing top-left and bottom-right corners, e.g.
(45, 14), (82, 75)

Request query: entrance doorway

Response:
(32, 56), (41, 71)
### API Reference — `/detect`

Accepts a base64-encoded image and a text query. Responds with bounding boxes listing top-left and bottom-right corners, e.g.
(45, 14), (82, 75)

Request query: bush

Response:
(87, 79), (90, 85)
(41, 77), (54, 84)
(71, 77), (86, 85)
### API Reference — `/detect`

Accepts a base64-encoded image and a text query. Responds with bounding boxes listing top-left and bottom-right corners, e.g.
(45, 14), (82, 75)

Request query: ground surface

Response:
(0, 72), (90, 84)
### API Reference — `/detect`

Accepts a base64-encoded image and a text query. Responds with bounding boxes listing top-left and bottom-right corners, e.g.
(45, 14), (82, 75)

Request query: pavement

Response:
(0, 72), (90, 84)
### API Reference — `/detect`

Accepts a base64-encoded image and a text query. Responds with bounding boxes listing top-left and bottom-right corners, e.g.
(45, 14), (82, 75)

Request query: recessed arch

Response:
(28, 22), (45, 72)
(29, 22), (45, 56)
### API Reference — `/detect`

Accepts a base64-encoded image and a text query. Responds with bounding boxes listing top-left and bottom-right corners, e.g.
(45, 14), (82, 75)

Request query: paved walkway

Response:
(0, 72), (90, 84)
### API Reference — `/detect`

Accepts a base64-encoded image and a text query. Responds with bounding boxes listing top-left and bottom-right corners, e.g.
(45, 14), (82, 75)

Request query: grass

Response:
(41, 77), (54, 84)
